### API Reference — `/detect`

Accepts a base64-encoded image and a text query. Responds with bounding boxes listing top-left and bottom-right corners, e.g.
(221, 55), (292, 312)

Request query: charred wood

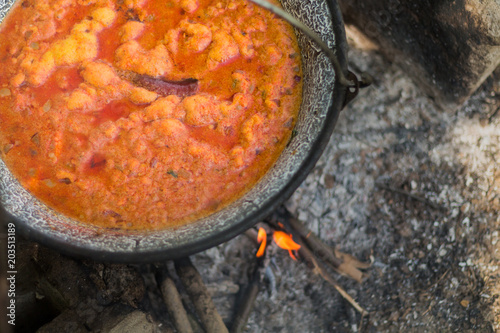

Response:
(174, 257), (229, 333)
(157, 267), (193, 333)
(230, 266), (260, 333)
(294, 234), (368, 316)
(230, 245), (269, 333)
(265, 207), (369, 316)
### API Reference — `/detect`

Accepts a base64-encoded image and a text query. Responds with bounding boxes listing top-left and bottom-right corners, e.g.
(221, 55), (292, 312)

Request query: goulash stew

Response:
(0, 0), (302, 229)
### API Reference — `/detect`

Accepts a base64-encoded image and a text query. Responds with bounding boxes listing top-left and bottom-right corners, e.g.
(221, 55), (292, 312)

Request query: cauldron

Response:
(0, 0), (355, 262)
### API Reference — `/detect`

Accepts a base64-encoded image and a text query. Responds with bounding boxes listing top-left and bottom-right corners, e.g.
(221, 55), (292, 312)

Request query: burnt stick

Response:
(265, 207), (368, 315)
(268, 207), (366, 282)
(230, 257), (264, 333)
(156, 266), (194, 333)
(287, 216), (365, 283)
(287, 215), (342, 267)
(295, 235), (368, 316)
(174, 257), (229, 333)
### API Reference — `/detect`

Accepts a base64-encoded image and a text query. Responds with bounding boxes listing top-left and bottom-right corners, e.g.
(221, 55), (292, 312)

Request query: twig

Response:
(187, 313), (205, 333)
(376, 181), (445, 210)
(174, 257), (229, 333)
(288, 216), (367, 283)
(269, 208), (369, 282)
(265, 208), (368, 315)
(287, 216), (342, 267)
(156, 267), (193, 333)
(244, 223), (272, 246)
(359, 311), (367, 333)
(230, 259), (262, 333)
(233, 226), (277, 332)
(244, 229), (259, 246)
(422, 303), (434, 316)
(297, 238), (368, 316)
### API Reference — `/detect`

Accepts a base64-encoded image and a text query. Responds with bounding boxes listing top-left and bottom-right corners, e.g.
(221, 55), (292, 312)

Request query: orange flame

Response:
(273, 230), (301, 260)
(256, 227), (267, 257)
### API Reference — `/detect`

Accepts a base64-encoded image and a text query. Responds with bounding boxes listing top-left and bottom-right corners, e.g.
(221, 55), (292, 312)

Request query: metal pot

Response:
(0, 0), (351, 262)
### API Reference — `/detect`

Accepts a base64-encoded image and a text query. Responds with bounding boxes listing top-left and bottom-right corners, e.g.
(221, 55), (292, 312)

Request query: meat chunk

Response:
(231, 29), (254, 58)
(188, 141), (229, 168)
(152, 118), (188, 137)
(180, 0), (198, 13)
(72, 7), (116, 34)
(26, 28), (99, 85)
(146, 118), (189, 147)
(165, 21), (212, 54)
(180, 21), (212, 53)
(81, 62), (120, 89)
(129, 87), (158, 105)
(183, 94), (222, 126)
(28, 19), (57, 42)
(91, 7), (116, 28)
(66, 87), (96, 111)
(241, 114), (264, 146)
(119, 21), (145, 43)
(231, 71), (252, 94)
(140, 95), (182, 122)
(243, 16), (267, 34)
(260, 44), (282, 66)
(115, 41), (173, 77)
(207, 30), (239, 70)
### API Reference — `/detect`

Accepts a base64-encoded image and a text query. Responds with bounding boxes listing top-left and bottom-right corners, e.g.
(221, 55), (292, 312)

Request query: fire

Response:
(255, 227), (301, 260)
(273, 230), (301, 260)
(256, 227), (267, 257)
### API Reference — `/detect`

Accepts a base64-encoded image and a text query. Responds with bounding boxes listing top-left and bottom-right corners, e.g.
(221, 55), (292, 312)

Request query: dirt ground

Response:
(3, 24), (499, 333)
(190, 27), (500, 332)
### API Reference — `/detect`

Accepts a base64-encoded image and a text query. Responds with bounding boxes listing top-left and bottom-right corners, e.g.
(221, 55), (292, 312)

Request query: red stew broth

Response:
(0, 0), (302, 229)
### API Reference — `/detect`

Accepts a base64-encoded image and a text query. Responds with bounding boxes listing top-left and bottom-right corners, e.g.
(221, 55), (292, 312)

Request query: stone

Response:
(339, 0), (500, 109)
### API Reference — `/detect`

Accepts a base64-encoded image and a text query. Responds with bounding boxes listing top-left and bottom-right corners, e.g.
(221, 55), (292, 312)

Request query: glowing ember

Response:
(273, 230), (301, 260)
(256, 227), (267, 257)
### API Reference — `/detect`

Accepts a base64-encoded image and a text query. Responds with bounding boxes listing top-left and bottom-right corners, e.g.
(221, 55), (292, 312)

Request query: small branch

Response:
(297, 238), (368, 316)
(288, 216), (341, 267)
(288, 216), (366, 283)
(424, 269), (449, 293)
(187, 313), (205, 333)
(244, 228), (259, 246)
(268, 208), (369, 282)
(174, 257), (229, 333)
(264, 207), (369, 315)
(359, 310), (367, 333)
(230, 260), (262, 333)
(233, 226), (276, 332)
(156, 267), (193, 333)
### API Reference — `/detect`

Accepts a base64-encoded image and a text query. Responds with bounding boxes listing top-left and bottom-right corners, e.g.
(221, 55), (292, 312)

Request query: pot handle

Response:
(343, 71), (373, 108)
(247, 0), (372, 107)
